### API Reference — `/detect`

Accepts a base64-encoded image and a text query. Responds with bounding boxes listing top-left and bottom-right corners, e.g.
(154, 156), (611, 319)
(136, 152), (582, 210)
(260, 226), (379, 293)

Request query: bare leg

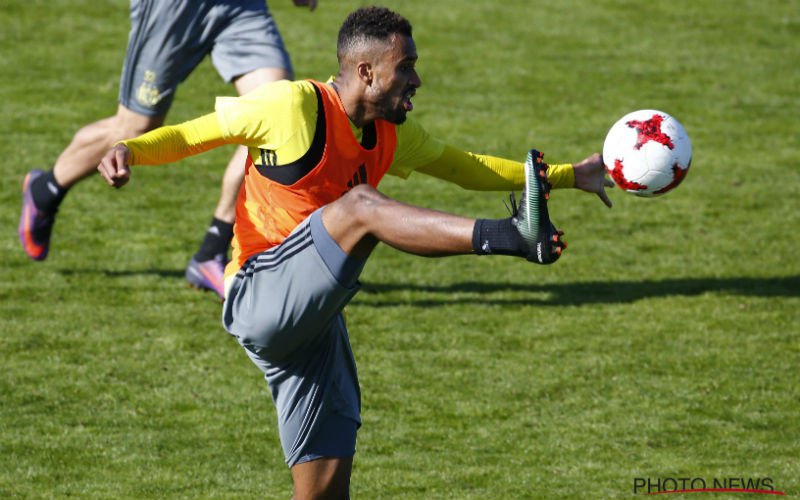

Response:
(322, 184), (475, 260)
(212, 67), (292, 223)
(290, 457), (352, 500)
(53, 105), (164, 187)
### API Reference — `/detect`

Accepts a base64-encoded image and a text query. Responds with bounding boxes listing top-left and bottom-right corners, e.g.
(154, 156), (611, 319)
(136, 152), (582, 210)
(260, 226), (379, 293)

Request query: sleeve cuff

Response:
(547, 163), (575, 189)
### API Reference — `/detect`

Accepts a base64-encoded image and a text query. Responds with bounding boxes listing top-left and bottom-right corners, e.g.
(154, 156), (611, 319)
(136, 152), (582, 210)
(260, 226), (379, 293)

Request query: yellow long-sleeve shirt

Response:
(122, 79), (575, 191)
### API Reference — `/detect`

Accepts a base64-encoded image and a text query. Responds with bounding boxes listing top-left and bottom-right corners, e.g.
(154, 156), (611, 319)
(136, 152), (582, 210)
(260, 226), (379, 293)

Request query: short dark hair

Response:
(337, 6), (413, 61)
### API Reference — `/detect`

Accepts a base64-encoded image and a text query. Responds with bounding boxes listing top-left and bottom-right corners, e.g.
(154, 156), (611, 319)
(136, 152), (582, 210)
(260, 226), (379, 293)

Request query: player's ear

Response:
(356, 61), (373, 85)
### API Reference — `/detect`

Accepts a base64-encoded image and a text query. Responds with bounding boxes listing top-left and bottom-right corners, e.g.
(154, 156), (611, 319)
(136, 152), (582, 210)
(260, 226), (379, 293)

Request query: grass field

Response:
(1, 0), (799, 498)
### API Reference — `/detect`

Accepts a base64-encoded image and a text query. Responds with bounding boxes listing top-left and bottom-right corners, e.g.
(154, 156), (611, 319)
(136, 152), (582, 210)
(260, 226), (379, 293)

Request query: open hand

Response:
(573, 153), (614, 208)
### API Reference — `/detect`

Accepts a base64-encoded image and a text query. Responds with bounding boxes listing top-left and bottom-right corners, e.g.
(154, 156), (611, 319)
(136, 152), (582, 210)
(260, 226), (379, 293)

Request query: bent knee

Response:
(335, 184), (387, 221)
(343, 184), (381, 203)
(114, 106), (165, 139)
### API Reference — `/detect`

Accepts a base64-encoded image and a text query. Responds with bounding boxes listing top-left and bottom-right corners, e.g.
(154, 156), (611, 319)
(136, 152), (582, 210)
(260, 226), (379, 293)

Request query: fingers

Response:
(598, 190), (613, 208)
(96, 160), (113, 186)
(601, 176), (614, 207)
(600, 172), (614, 207)
(97, 145), (131, 189)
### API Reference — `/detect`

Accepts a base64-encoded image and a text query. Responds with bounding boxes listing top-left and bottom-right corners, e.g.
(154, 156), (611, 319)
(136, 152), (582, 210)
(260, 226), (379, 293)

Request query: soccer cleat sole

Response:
(518, 149), (563, 265)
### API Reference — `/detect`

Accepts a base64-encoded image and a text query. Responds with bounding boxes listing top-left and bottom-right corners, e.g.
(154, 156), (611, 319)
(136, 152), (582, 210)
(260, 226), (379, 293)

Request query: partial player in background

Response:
(18, 0), (318, 299)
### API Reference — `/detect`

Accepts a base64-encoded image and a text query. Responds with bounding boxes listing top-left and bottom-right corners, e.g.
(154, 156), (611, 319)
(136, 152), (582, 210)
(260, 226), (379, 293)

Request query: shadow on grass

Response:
(356, 275), (800, 307)
(59, 268), (185, 278)
(58, 268), (799, 307)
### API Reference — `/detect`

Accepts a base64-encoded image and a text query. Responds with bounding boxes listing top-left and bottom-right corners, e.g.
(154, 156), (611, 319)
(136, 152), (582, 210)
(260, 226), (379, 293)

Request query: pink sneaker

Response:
(18, 169), (55, 261)
(185, 255), (226, 300)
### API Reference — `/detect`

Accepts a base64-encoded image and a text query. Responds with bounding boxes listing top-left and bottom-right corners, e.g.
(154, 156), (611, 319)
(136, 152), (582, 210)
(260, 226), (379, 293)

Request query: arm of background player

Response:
(414, 144), (575, 191)
(120, 113), (230, 165)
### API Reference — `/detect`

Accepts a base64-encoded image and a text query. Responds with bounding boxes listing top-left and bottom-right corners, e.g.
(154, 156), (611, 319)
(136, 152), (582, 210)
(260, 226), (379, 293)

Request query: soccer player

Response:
(97, 6), (613, 499)
(18, 0), (319, 299)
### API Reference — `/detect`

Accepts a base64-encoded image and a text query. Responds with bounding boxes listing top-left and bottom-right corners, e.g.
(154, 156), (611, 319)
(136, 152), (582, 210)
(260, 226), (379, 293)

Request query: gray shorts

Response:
(120, 0), (293, 115)
(222, 210), (365, 466)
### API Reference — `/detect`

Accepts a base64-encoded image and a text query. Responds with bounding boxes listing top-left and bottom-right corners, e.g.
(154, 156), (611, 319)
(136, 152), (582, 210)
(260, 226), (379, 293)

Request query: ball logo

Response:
(626, 114), (674, 150)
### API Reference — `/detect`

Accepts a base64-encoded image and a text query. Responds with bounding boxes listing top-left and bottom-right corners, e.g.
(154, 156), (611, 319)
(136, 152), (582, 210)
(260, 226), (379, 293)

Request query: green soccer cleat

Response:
(513, 149), (566, 264)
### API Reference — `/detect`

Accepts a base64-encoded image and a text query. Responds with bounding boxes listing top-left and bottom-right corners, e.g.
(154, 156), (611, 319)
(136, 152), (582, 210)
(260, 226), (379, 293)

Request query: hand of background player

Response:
(292, 0), (318, 11)
(573, 153), (614, 208)
(97, 144), (132, 189)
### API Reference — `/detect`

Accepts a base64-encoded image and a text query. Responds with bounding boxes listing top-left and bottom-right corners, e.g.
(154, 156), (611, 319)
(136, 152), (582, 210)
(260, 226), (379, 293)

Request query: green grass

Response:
(1, 0), (799, 498)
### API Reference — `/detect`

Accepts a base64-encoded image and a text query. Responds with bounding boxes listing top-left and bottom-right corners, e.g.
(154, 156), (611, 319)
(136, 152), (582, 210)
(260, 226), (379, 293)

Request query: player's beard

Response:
(377, 99), (407, 124)
(375, 88), (412, 125)
(384, 106), (407, 124)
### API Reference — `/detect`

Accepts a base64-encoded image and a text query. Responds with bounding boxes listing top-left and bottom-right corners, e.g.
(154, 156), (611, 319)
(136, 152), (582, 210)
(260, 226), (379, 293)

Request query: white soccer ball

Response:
(602, 109), (692, 197)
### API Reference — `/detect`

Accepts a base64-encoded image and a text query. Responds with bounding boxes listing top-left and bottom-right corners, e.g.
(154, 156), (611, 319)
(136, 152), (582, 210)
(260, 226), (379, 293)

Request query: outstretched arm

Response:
(96, 113), (230, 188)
(404, 144), (573, 190)
(411, 144), (613, 206)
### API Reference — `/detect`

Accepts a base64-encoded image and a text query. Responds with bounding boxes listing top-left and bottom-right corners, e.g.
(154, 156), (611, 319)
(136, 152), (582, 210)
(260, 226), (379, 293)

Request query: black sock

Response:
(194, 217), (234, 261)
(30, 170), (69, 213)
(472, 218), (527, 256)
